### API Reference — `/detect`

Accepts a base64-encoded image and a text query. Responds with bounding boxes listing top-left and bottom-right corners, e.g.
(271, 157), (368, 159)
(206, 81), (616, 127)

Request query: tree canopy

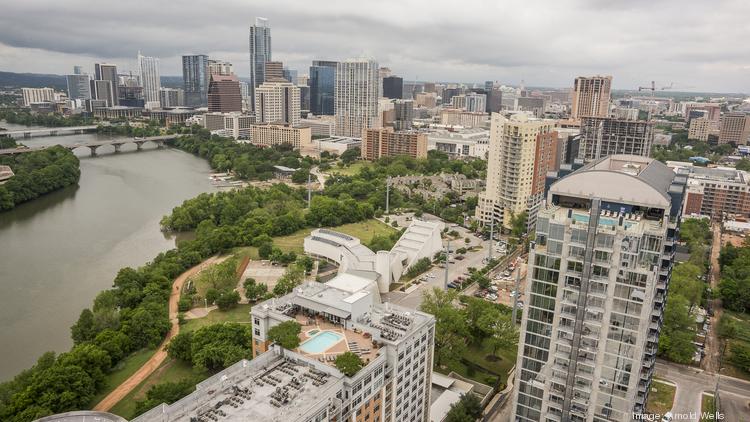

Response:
(267, 321), (302, 350)
(335, 351), (364, 377)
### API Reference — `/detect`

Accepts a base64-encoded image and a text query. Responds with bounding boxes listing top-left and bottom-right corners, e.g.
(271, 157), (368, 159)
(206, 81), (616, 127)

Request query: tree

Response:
(134, 380), (196, 417)
(509, 211), (528, 239)
(244, 278), (268, 302)
(445, 393), (483, 422)
(419, 288), (468, 366)
(167, 331), (194, 362)
(178, 297), (192, 312)
(258, 242), (274, 259)
(736, 158), (750, 172)
(340, 147), (360, 164)
(335, 351), (364, 376)
(658, 295), (696, 363)
(71, 308), (96, 344)
(205, 288), (220, 305)
(478, 310), (517, 357)
(267, 320), (301, 349)
(215, 290), (240, 310)
(273, 262), (305, 296)
(291, 169), (309, 184)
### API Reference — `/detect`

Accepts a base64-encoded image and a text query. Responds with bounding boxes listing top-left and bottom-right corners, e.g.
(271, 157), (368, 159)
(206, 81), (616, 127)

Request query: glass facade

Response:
(310, 61), (336, 116)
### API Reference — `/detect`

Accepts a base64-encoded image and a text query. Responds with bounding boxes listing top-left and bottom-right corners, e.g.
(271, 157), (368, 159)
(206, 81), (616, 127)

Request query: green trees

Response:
(243, 278), (268, 302)
(335, 352), (364, 376)
(444, 393), (483, 422)
(215, 290), (240, 310)
(167, 323), (253, 371)
(405, 257), (432, 279)
(420, 288), (468, 366)
(133, 380), (195, 417)
(718, 243), (750, 313)
(272, 260), (306, 296)
(267, 321), (302, 349)
(658, 295), (696, 363)
(0, 146), (81, 211)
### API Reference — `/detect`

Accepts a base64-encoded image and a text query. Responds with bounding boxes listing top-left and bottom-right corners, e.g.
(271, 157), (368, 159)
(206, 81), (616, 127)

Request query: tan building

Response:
(718, 112), (750, 145)
(414, 92), (437, 108)
(21, 87), (55, 106)
(475, 114), (557, 229)
(255, 80), (301, 126)
(361, 127), (427, 160)
(688, 117), (719, 142)
(571, 75), (612, 120)
(684, 102), (721, 122)
(250, 123), (311, 149)
(439, 109), (488, 128)
(264, 61), (284, 81)
(207, 74), (242, 113)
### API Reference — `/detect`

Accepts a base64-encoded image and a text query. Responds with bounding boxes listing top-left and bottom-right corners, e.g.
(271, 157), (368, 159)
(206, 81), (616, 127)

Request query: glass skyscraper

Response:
(309, 60), (336, 115)
(248, 17), (272, 112)
(182, 54), (209, 107)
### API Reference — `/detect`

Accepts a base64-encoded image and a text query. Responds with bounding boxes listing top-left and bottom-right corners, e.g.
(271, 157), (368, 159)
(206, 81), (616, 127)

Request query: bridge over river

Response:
(0, 125), (98, 138)
(0, 135), (177, 156)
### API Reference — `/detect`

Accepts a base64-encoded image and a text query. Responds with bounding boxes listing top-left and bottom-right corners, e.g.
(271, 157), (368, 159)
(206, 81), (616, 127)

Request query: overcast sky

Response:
(1, 0), (748, 93)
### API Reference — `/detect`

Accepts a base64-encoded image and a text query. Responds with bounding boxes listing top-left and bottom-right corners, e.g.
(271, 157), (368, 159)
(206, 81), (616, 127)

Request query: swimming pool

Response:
(299, 331), (344, 354)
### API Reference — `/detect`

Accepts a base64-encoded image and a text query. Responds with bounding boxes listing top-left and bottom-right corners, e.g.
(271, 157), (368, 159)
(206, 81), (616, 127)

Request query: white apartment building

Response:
(250, 124), (312, 149)
(255, 80), (301, 126)
(335, 58), (379, 137)
(300, 116), (336, 137)
(137, 52), (161, 109)
(427, 128), (490, 158)
(21, 87), (55, 106)
(512, 155), (686, 422)
(203, 112), (256, 139)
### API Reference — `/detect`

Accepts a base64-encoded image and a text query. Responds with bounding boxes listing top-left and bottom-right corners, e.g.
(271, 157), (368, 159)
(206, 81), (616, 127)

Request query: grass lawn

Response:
(324, 161), (369, 176)
(181, 303), (253, 333)
(438, 337), (516, 387)
(722, 311), (750, 381)
(109, 358), (210, 419)
(88, 348), (156, 408)
(646, 378), (676, 415)
(700, 393), (716, 421)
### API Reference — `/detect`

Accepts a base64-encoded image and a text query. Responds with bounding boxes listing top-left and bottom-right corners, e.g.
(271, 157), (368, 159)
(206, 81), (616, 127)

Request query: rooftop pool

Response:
(299, 331), (344, 354)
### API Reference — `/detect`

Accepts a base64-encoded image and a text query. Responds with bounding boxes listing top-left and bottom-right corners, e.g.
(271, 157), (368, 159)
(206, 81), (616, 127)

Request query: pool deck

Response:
(293, 314), (381, 367)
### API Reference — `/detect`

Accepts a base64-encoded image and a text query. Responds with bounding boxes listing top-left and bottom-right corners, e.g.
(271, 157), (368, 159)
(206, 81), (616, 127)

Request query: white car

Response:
(662, 412), (673, 422)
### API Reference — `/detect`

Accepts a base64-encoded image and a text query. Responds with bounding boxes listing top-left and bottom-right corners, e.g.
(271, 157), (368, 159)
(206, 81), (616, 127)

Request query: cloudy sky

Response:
(1, 0), (748, 93)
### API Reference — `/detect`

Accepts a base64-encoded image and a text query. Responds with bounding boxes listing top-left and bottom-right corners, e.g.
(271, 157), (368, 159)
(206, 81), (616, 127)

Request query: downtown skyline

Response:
(1, 0), (750, 93)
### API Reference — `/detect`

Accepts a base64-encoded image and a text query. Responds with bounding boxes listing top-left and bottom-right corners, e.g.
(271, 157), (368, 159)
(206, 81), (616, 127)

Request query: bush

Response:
(267, 320), (301, 349)
(335, 351), (364, 376)
(178, 297), (192, 312)
(215, 290), (240, 311)
(406, 257), (432, 279)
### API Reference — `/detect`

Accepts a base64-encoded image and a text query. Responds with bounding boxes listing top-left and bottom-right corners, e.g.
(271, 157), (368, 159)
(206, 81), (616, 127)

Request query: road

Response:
(93, 255), (224, 411)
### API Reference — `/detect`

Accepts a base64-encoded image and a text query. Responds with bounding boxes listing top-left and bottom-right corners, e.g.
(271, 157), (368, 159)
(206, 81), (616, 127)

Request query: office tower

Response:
(208, 59), (233, 76)
(66, 73), (91, 100)
(73, 65), (83, 75)
(335, 58), (379, 137)
(20, 87), (55, 106)
(89, 80), (114, 107)
(248, 17), (272, 111)
(475, 114), (557, 229)
(254, 80), (301, 126)
(580, 117), (654, 161)
(688, 117), (719, 142)
(571, 75), (612, 120)
(207, 74), (242, 113)
(382, 76), (404, 99)
(265, 61), (284, 81)
(393, 99), (414, 130)
(159, 87), (184, 107)
(282, 67), (298, 84)
(442, 87), (462, 106)
(487, 88), (503, 113)
(182, 54), (209, 107)
(415, 92), (438, 108)
(118, 79), (145, 108)
(137, 52), (161, 108)
(361, 127), (427, 160)
(512, 155), (686, 421)
(309, 60), (337, 115)
(93, 63), (119, 105)
(464, 93), (486, 113)
(239, 81), (250, 110)
(718, 112), (750, 145)
(299, 85), (310, 111)
(423, 82), (436, 93)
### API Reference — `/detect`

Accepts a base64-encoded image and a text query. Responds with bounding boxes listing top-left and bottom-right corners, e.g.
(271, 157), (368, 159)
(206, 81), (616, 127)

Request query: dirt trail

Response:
(702, 224), (723, 374)
(93, 255), (224, 411)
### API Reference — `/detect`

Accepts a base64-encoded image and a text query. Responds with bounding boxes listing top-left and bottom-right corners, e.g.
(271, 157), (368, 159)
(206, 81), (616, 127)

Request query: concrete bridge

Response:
(0, 125), (98, 139)
(0, 135), (177, 156)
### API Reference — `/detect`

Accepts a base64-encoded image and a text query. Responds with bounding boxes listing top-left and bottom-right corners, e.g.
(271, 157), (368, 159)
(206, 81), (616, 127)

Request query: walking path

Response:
(703, 223), (723, 374)
(93, 256), (223, 411)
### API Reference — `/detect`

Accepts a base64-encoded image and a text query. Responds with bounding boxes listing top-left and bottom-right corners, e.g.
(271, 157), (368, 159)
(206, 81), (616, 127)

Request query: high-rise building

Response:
(254, 80), (301, 126)
(512, 155), (686, 421)
(66, 72), (91, 100)
(20, 87), (55, 106)
(265, 61), (284, 81)
(464, 93), (486, 113)
(475, 114), (558, 230)
(94, 63), (118, 106)
(335, 58), (379, 137)
(248, 17), (272, 111)
(159, 87), (185, 108)
(393, 99), (414, 130)
(182, 54), (209, 107)
(309, 60), (337, 115)
(688, 117), (719, 142)
(89, 80), (114, 107)
(73, 65), (83, 75)
(571, 75), (612, 120)
(718, 112), (750, 145)
(207, 74), (242, 113)
(282, 67), (298, 84)
(580, 117), (654, 161)
(414, 92), (438, 108)
(361, 127), (427, 160)
(137, 52), (161, 108)
(487, 88), (503, 113)
(208, 59), (233, 76)
(382, 76), (404, 99)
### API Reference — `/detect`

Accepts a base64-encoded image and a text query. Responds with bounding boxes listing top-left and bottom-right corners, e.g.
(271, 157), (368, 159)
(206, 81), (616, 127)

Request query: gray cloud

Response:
(0, 0), (748, 92)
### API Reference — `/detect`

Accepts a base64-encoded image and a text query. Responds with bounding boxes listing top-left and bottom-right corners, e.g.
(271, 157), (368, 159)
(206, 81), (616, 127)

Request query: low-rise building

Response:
(439, 109), (488, 128)
(313, 136), (362, 155)
(667, 161), (750, 220)
(250, 123), (312, 149)
(203, 112), (256, 139)
(361, 128), (427, 160)
(145, 108), (199, 127)
(21, 87), (55, 106)
(92, 106), (143, 119)
(427, 128), (489, 159)
(300, 116), (336, 137)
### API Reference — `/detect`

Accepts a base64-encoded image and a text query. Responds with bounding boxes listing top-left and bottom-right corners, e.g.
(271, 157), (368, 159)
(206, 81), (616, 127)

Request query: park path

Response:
(93, 255), (224, 411)
(702, 223), (723, 374)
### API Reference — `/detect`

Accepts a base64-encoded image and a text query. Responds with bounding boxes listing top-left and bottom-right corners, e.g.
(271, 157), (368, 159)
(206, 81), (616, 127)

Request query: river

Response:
(0, 122), (215, 381)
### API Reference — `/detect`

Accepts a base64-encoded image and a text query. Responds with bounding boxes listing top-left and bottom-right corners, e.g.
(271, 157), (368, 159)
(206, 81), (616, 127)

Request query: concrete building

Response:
(518, 97), (546, 117)
(66, 74), (91, 100)
(427, 128), (490, 159)
(249, 17), (272, 111)
(94, 63), (119, 106)
(361, 128), (428, 160)
(464, 93), (487, 113)
(145, 108), (198, 127)
(580, 117), (654, 162)
(182, 54), (209, 107)
(92, 106), (143, 119)
(335, 58), (379, 137)
(283, 67), (298, 84)
(512, 155), (686, 421)
(390, 99), (415, 130)
(383, 76), (404, 99)
(688, 117), (719, 142)
(265, 61), (284, 81)
(90, 80), (115, 107)
(310, 60), (337, 115)
(439, 109), (488, 128)
(300, 115), (336, 137)
(207, 74), (242, 113)
(683, 102), (721, 123)
(487, 87), (503, 113)
(571, 75), (612, 120)
(475, 114), (558, 230)
(208, 59), (233, 76)
(137, 52), (161, 109)
(718, 112), (750, 145)
(415, 92), (438, 108)
(313, 136), (362, 155)
(613, 107), (639, 121)
(250, 123), (311, 149)
(203, 112), (256, 139)
(21, 87), (55, 106)
(159, 88), (184, 108)
(255, 80), (301, 126)
(667, 162), (750, 220)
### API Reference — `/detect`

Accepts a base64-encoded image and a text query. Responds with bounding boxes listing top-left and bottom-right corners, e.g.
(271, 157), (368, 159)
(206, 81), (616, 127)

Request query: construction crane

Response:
(638, 81), (674, 93)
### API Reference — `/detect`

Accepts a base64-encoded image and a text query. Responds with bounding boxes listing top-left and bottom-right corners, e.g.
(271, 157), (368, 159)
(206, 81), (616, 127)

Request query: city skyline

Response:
(1, 0), (750, 93)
